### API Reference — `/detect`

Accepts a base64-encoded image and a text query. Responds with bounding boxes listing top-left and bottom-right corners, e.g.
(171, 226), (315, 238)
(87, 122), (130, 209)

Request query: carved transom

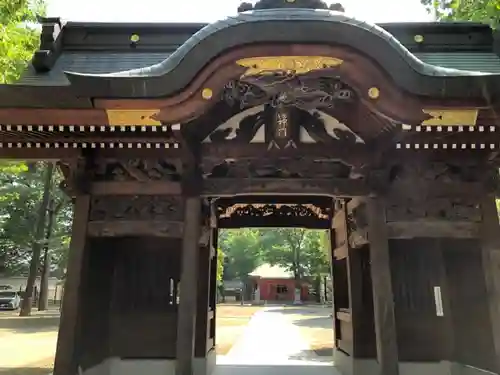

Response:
(218, 203), (330, 219)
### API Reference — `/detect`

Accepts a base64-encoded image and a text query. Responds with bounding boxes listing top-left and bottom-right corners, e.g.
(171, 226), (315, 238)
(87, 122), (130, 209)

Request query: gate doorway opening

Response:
(215, 223), (335, 372)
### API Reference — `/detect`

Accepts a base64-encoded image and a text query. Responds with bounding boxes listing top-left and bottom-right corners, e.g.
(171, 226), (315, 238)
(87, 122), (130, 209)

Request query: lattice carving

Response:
(93, 158), (181, 182)
(89, 195), (184, 222)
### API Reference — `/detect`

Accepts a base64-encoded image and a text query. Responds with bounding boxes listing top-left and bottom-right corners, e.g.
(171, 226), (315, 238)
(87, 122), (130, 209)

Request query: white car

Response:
(0, 291), (21, 310)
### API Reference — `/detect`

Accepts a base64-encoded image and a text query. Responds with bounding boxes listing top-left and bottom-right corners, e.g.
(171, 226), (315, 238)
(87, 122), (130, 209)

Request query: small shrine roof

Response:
(249, 264), (294, 279)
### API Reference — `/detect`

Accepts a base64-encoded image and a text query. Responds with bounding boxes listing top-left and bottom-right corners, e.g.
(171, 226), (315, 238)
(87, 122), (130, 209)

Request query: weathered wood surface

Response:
(387, 221), (480, 239)
(176, 196), (202, 375)
(53, 194), (90, 375)
(366, 197), (400, 375)
(479, 194), (500, 374)
(203, 177), (369, 196)
(87, 220), (184, 238)
(90, 181), (181, 195)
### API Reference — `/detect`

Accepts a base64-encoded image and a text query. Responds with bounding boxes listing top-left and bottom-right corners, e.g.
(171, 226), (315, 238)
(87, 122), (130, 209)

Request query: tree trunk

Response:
(19, 162), (54, 316)
(38, 198), (58, 311)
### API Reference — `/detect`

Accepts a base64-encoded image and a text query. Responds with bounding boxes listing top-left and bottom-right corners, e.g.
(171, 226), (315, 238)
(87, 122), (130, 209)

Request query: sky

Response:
(46, 0), (432, 24)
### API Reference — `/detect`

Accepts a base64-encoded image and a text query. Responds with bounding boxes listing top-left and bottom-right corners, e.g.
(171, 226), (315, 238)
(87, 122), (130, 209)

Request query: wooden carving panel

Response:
(89, 195), (183, 221)
(390, 162), (486, 186)
(205, 158), (353, 179)
(93, 158), (181, 182)
(218, 203), (331, 228)
(88, 195), (184, 237)
(386, 197), (481, 222)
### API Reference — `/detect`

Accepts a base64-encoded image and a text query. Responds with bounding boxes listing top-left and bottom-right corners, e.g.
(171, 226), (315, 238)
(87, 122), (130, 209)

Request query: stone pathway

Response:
(215, 307), (340, 375)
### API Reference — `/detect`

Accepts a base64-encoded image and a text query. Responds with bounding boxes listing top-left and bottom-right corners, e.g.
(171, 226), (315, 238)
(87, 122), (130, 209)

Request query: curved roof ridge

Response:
(65, 9), (487, 80)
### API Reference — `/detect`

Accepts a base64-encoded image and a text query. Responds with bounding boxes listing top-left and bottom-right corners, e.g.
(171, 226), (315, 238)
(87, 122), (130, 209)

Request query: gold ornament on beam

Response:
(414, 34), (424, 43)
(368, 87), (380, 99)
(105, 109), (161, 126)
(201, 88), (213, 100)
(236, 56), (344, 77)
(421, 109), (479, 126)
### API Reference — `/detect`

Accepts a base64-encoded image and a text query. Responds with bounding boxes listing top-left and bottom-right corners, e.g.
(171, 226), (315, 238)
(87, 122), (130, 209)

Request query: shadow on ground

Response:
(0, 368), (51, 375)
(264, 306), (330, 316)
(0, 313), (60, 334)
(214, 365), (338, 375)
(289, 348), (334, 361)
(291, 316), (332, 329)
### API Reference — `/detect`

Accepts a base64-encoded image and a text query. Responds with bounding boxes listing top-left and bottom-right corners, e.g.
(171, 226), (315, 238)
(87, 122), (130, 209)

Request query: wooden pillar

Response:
(366, 197), (399, 375)
(480, 193), (500, 373)
(53, 160), (90, 375)
(194, 230), (213, 358)
(328, 226), (341, 348)
(208, 202), (218, 348)
(176, 196), (202, 375)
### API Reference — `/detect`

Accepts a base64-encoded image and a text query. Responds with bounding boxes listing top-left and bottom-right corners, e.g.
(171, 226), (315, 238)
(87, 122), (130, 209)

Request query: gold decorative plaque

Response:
(105, 110), (161, 126)
(236, 56), (344, 77)
(421, 109), (478, 126)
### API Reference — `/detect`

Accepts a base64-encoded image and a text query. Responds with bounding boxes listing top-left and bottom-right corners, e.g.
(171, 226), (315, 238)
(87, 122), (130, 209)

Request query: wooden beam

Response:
(216, 195), (333, 206)
(176, 196), (202, 375)
(202, 178), (369, 197)
(389, 181), (486, 198)
(87, 220), (183, 238)
(0, 108), (109, 125)
(53, 194), (90, 375)
(90, 181), (182, 195)
(93, 148), (183, 158)
(387, 221), (479, 239)
(479, 194), (500, 374)
(201, 143), (370, 165)
(366, 197), (399, 375)
(218, 216), (330, 229)
(0, 134), (175, 144)
(0, 147), (80, 159)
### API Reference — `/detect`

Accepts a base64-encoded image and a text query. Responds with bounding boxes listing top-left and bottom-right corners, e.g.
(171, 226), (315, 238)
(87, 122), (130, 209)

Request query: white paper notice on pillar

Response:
(293, 288), (302, 305)
(433, 286), (444, 317)
(254, 286), (260, 303)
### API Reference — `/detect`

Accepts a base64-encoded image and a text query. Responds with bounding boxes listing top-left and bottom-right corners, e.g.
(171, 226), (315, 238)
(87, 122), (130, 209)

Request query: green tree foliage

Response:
(0, 163), (72, 277)
(0, 0), (45, 83)
(259, 229), (330, 280)
(421, 0), (500, 28)
(219, 229), (263, 280)
(216, 249), (224, 282)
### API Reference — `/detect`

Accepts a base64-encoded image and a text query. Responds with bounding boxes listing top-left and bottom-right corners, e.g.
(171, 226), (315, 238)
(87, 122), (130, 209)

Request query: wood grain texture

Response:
(366, 197), (400, 375)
